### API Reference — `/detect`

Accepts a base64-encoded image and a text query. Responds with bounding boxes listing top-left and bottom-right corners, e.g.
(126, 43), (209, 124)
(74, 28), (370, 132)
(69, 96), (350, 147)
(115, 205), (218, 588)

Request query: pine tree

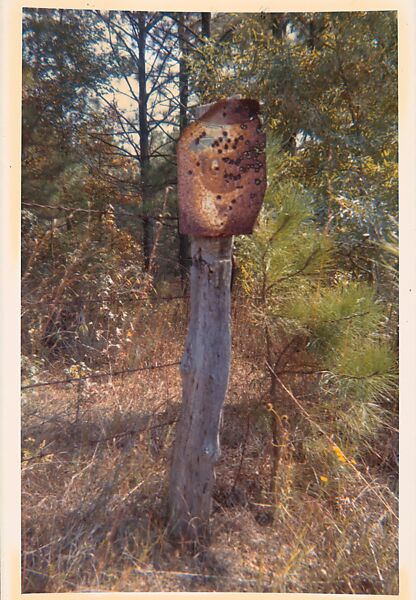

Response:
(186, 12), (398, 272)
(237, 143), (397, 493)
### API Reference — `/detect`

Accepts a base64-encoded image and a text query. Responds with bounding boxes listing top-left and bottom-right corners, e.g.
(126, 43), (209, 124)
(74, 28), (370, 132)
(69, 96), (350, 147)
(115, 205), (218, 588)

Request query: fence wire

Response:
(21, 361), (182, 391)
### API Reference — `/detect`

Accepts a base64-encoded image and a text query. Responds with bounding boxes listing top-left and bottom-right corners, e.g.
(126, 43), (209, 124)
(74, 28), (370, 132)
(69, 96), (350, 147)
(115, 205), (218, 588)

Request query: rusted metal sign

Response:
(177, 97), (267, 237)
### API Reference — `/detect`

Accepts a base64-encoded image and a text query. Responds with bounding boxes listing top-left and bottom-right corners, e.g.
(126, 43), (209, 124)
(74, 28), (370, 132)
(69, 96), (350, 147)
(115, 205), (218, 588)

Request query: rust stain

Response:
(177, 98), (267, 237)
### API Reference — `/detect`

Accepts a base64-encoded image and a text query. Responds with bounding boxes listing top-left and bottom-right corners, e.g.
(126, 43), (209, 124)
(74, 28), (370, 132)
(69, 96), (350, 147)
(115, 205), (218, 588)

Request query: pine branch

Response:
(266, 248), (321, 293)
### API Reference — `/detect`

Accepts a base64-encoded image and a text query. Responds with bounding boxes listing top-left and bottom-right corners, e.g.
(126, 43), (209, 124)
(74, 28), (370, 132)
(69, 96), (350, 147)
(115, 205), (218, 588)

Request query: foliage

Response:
(21, 9), (398, 594)
(237, 155), (397, 484)
(189, 12), (398, 281)
(186, 11), (398, 487)
(21, 303), (398, 594)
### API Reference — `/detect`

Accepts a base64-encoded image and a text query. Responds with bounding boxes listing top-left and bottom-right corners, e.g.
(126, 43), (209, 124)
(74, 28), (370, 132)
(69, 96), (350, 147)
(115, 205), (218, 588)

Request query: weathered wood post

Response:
(168, 97), (266, 544)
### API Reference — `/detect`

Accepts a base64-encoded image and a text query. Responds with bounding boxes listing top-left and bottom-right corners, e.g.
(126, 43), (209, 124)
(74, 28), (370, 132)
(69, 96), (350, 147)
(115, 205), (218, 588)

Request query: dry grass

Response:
(21, 300), (398, 594)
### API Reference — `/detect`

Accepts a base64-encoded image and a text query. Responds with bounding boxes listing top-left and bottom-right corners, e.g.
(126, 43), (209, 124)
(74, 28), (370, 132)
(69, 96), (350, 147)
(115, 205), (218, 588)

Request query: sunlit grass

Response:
(21, 297), (398, 593)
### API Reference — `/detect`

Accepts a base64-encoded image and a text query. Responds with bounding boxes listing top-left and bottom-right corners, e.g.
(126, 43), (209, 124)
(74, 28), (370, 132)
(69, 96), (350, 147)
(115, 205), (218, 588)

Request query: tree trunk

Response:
(269, 373), (280, 496)
(201, 12), (211, 38)
(168, 236), (232, 544)
(177, 13), (191, 289)
(137, 13), (153, 271)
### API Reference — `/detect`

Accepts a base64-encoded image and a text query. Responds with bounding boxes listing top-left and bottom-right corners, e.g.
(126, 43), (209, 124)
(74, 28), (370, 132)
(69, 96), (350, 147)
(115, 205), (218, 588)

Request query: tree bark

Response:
(137, 13), (153, 271)
(201, 12), (211, 38)
(168, 236), (232, 544)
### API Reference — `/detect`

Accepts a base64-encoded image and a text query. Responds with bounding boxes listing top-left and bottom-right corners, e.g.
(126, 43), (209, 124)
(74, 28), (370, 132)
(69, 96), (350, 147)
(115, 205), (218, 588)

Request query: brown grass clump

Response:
(21, 299), (398, 594)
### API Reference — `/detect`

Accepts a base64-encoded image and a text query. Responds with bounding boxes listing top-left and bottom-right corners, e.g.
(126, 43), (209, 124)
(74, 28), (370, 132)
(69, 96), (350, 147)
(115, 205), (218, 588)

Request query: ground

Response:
(21, 298), (398, 594)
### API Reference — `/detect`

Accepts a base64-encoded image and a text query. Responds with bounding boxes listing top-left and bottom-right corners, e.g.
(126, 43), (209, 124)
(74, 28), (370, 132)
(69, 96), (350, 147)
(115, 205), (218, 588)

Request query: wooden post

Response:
(169, 98), (266, 544)
(168, 236), (232, 543)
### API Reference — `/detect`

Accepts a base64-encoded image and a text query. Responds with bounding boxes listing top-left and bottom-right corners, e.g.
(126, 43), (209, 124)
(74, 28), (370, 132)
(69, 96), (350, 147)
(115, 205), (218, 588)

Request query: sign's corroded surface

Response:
(177, 98), (267, 237)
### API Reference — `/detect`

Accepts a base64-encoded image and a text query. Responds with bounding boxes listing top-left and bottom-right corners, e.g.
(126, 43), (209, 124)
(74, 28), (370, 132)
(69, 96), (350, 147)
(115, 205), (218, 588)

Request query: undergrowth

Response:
(21, 298), (398, 593)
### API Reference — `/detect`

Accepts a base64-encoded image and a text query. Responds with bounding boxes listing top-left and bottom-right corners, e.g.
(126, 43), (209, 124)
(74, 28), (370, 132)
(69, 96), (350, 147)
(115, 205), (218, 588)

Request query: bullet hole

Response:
(232, 144), (237, 150)
(227, 138), (232, 143)
(239, 135), (244, 140)
(218, 149), (222, 154)
(196, 161), (200, 166)
(231, 198), (236, 204)
(255, 178), (261, 185)
(219, 137), (223, 142)
(236, 185), (243, 189)
(188, 170), (193, 175)
(241, 123), (247, 130)
(195, 139), (200, 145)
(216, 195), (222, 200)
(201, 131), (206, 137)
(228, 205), (233, 211)
(223, 131), (228, 136)
(222, 112), (227, 117)
(256, 127), (262, 134)
(245, 140), (250, 146)
(224, 144), (229, 150)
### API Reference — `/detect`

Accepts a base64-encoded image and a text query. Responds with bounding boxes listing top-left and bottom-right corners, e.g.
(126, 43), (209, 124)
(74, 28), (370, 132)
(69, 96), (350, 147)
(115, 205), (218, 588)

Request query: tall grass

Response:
(21, 297), (398, 593)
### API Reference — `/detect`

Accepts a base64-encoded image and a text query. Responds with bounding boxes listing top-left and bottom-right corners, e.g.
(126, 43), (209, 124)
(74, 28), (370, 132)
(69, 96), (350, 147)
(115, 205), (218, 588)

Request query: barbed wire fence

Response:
(21, 209), (245, 394)
(20, 195), (260, 520)
(21, 361), (182, 391)
(22, 194), (190, 392)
